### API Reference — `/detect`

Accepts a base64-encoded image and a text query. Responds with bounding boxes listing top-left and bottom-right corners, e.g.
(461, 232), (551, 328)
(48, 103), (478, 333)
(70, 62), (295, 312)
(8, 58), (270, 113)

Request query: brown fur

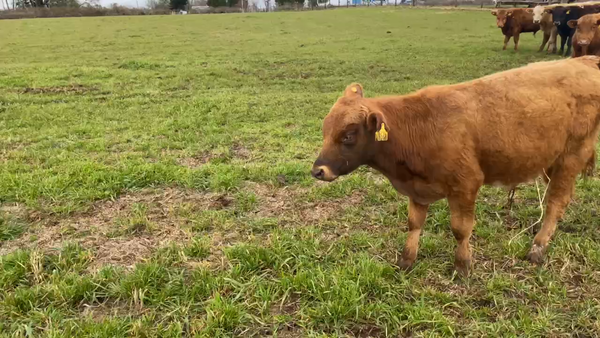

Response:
(569, 14), (600, 57)
(312, 57), (600, 275)
(492, 8), (540, 51)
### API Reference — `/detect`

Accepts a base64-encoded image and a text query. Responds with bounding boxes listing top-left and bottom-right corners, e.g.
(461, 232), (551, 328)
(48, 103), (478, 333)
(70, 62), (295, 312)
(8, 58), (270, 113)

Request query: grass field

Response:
(1, 7), (600, 337)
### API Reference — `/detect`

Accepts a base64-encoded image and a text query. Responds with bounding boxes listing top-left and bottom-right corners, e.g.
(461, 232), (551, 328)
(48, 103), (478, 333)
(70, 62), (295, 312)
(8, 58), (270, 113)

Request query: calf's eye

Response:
(342, 133), (355, 144)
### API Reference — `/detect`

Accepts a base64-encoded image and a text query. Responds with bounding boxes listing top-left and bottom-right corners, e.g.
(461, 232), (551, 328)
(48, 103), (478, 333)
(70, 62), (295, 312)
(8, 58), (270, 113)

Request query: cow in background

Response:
(547, 5), (600, 56)
(492, 9), (540, 51)
(532, 5), (558, 53)
(569, 13), (600, 57)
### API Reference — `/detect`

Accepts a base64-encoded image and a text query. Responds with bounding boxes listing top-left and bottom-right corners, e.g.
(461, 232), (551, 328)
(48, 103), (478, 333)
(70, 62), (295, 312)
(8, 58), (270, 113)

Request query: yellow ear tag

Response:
(375, 123), (388, 142)
(566, 10), (570, 14)
(351, 87), (358, 93)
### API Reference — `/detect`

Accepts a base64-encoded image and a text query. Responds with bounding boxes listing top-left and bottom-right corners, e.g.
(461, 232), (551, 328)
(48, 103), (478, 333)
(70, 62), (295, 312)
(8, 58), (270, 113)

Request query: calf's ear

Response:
(344, 83), (364, 98)
(491, 10), (497, 16)
(567, 20), (577, 28)
(366, 109), (389, 141)
(526, 8), (533, 13)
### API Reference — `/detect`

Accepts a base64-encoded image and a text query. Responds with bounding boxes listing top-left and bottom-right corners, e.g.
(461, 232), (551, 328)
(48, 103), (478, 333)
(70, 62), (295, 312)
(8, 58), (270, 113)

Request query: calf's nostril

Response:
(312, 168), (325, 179)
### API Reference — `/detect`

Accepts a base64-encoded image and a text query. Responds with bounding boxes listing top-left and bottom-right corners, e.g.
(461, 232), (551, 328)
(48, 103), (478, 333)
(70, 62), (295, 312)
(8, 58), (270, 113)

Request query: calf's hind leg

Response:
(527, 153), (587, 264)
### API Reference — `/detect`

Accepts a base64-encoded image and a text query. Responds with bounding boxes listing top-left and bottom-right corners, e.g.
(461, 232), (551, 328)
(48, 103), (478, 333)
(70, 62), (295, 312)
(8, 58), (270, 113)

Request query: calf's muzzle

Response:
(311, 157), (339, 182)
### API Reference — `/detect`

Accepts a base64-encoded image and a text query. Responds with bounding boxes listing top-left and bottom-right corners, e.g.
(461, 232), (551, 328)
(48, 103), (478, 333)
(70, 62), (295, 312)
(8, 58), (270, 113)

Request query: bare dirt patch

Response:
(176, 152), (212, 168)
(246, 182), (364, 224)
(21, 84), (97, 95)
(0, 188), (235, 269)
(0, 203), (29, 219)
(81, 300), (146, 322)
(231, 143), (252, 160)
(0, 182), (373, 270)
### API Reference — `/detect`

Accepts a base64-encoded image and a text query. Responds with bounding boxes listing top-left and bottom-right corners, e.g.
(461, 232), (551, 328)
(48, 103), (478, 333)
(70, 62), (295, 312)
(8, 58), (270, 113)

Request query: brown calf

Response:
(311, 57), (600, 276)
(492, 8), (540, 51)
(569, 14), (600, 57)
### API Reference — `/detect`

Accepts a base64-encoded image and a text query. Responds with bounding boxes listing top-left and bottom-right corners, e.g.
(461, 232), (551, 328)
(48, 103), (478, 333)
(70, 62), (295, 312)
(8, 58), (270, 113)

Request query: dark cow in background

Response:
(547, 4), (600, 56)
(569, 13), (600, 57)
(492, 8), (540, 51)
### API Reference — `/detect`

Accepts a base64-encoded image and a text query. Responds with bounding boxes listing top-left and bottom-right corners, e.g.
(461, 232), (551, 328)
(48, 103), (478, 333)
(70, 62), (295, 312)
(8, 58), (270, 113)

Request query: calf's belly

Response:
(389, 178), (446, 205)
(479, 148), (562, 187)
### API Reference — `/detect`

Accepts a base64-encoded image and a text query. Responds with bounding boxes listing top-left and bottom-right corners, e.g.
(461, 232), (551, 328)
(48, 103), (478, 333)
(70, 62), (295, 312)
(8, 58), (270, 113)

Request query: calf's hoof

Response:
(396, 257), (415, 271)
(526, 244), (546, 265)
(454, 258), (471, 277)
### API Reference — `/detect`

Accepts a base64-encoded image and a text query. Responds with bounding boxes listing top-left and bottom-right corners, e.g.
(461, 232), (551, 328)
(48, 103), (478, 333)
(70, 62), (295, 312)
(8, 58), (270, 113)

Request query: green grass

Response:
(1, 7), (599, 337)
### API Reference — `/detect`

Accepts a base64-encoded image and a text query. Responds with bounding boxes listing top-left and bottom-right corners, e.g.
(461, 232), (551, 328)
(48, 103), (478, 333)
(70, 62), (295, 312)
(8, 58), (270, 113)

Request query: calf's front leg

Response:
(447, 190), (479, 276)
(503, 35), (511, 50)
(538, 31), (550, 52)
(565, 33), (573, 57)
(559, 34), (567, 55)
(398, 199), (429, 270)
(549, 26), (558, 54)
(513, 31), (521, 51)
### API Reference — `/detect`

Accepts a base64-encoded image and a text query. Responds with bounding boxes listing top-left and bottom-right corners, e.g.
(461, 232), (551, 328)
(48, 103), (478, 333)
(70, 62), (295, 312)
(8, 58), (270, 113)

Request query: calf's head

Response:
(532, 5), (545, 23)
(491, 9), (511, 28)
(548, 6), (569, 26)
(311, 83), (388, 182)
(569, 14), (600, 46)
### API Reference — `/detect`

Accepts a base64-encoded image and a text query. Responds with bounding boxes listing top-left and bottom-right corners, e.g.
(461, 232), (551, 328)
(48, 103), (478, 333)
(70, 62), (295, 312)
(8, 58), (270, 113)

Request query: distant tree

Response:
(15, 0), (80, 7)
(80, 0), (100, 6)
(275, 0), (302, 6)
(169, 0), (187, 10)
(50, 0), (79, 7)
(16, 0), (52, 7)
(207, 0), (237, 7)
(207, 0), (223, 5)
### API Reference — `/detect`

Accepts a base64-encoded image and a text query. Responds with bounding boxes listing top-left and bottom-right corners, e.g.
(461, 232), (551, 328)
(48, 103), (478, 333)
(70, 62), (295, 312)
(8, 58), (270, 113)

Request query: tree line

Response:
(2, 0), (327, 13)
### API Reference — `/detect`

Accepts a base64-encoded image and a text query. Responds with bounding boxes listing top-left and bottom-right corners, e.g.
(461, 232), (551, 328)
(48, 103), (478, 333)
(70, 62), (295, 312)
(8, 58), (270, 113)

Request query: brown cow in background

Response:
(311, 57), (600, 276)
(492, 8), (540, 51)
(569, 13), (600, 57)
